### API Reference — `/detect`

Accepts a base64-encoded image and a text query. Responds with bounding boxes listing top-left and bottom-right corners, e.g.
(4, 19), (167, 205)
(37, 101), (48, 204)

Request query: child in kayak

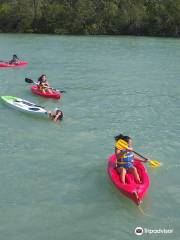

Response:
(9, 54), (20, 64)
(48, 108), (63, 122)
(37, 74), (53, 94)
(114, 134), (141, 184)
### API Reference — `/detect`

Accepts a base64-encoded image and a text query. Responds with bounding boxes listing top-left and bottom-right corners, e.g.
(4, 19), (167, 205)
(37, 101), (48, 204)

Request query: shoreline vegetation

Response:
(0, 0), (180, 37)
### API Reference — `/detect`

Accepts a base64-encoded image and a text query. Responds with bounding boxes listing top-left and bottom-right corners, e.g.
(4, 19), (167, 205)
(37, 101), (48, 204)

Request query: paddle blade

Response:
(115, 139), (128, 150)
(25, 78), (34, 83)
(149, 160), (161, 168)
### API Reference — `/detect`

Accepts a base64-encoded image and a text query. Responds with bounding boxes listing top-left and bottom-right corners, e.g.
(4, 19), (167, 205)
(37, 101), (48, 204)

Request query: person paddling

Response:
(48, 108), (63, 122)
(9, 54), (20, 64)
(114, 134), (141, 184)
(37, 74), (53, 94)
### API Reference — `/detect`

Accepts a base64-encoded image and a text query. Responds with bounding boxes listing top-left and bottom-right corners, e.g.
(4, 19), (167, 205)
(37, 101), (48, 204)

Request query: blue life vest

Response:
(122, 152), (134, 163)
(117, 152), (134, 168)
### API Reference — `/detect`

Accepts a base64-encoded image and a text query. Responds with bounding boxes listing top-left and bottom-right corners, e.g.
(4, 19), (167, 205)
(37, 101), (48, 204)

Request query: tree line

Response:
(0, 0), (180, 37)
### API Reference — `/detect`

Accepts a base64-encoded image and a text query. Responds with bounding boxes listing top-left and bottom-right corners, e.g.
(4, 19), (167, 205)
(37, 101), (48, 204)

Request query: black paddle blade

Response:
(60, 90), (66, 93)
(25, 78), (34, 83)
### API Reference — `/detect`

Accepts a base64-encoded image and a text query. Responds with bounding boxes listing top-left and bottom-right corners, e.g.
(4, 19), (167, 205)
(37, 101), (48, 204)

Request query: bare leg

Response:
(44, 84), (53, 94)
(117, 167), (127, 184)
(48, 89), (53, 94)
(129, 167), (141, 183)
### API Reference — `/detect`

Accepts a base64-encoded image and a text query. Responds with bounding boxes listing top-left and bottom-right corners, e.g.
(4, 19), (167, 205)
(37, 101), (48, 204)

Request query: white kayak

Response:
(1, 96), (48, 116)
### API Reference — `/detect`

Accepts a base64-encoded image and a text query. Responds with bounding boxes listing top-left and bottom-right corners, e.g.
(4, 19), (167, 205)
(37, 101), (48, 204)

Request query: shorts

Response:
(117, 163), (134, 169)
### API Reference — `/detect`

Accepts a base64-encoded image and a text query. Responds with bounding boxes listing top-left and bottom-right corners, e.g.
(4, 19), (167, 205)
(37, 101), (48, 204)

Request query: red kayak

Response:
(0, 61), (28, 67)
(107, 154), (150, 205)
(31, 86), (61, 99)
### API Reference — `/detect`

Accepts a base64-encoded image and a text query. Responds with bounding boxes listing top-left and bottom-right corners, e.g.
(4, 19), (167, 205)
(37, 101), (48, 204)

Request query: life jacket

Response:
(116, 148), (134, 168)
(117, 152), (134, 164)
(38, 82), (48, 91)
(115, 139), (134, 168)
(38, 85), (45, 91)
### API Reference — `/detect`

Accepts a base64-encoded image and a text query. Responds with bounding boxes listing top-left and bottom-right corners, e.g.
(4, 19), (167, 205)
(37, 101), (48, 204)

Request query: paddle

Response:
(133, 151), (161, 168)
(116, 139), (161, 168)
(25, 78), (37, 84)
(25, 78), (66, 93)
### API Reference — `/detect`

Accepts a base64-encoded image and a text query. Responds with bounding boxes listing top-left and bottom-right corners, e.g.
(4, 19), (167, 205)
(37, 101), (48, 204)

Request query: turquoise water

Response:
(0, 34), (180, 239)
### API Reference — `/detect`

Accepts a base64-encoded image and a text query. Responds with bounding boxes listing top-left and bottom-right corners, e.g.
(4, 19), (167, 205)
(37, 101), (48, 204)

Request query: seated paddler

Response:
(114, 134), (141, 184)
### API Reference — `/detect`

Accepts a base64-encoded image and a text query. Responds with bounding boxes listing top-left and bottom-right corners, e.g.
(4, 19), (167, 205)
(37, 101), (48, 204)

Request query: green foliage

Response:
(0, 0), (180, 36)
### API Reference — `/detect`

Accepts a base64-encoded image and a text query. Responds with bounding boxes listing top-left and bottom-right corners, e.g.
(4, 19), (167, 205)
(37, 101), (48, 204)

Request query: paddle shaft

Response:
(25, 78), (50, 88)
(133, 150), (149, 162)
(0, 60), (8, 63)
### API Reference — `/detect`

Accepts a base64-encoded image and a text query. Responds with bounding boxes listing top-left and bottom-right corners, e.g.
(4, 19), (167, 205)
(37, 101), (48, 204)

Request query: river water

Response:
(0, 34), (179, 239)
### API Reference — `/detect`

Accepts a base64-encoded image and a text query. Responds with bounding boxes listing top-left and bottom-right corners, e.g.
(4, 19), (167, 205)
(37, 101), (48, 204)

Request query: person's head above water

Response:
(55, 109), (63, 120)
(114, 134), (132, 150)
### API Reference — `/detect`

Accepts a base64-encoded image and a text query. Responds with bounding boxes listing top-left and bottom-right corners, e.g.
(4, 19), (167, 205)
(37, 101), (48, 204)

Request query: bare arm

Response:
(48, 111), (53, 120)
(127, 139), (133, 151)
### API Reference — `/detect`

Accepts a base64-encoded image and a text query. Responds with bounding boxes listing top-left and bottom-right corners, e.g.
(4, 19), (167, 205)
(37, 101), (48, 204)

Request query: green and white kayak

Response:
(1, 96), (48, 116)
